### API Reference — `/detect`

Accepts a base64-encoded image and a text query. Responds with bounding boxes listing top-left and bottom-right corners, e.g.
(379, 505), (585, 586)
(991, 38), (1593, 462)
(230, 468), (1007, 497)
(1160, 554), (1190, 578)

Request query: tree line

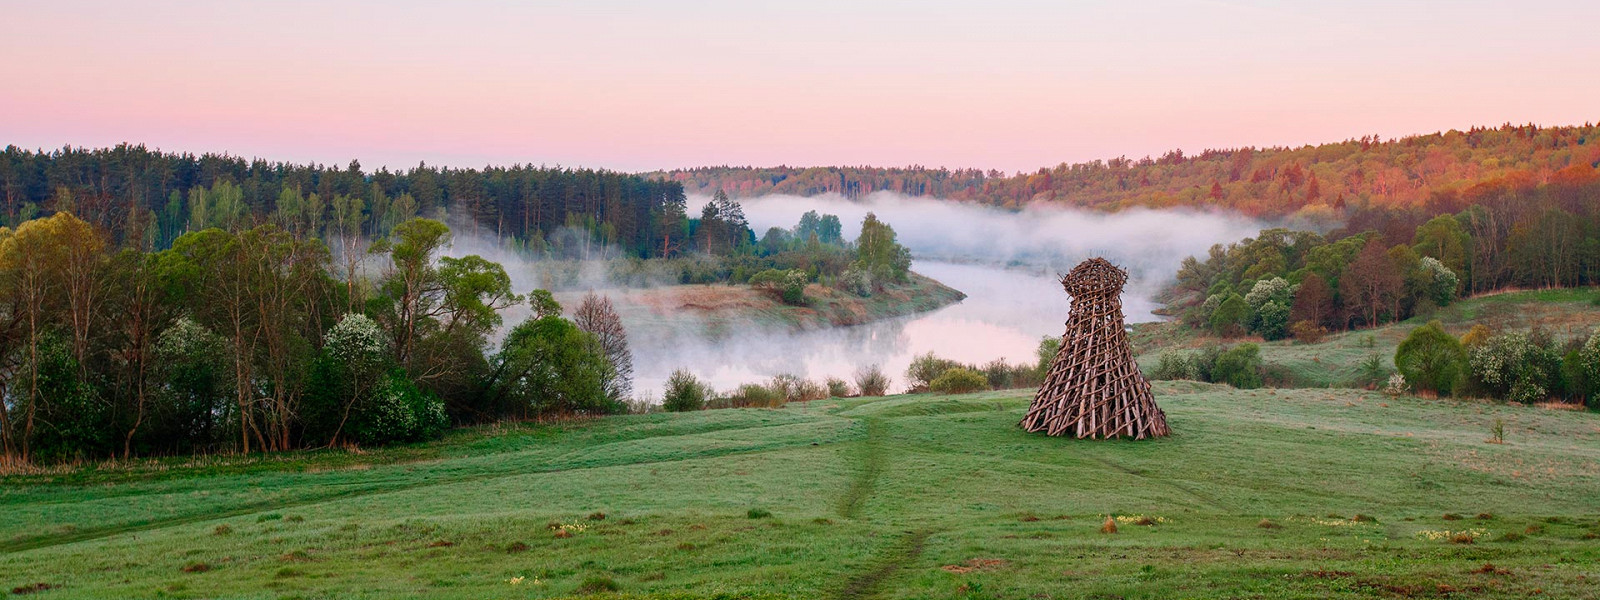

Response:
(0, 144), (689, 260)
(1163, 170), (1600, 341)
(0, 212), (632, 464)
(656, 123), (1600, 219)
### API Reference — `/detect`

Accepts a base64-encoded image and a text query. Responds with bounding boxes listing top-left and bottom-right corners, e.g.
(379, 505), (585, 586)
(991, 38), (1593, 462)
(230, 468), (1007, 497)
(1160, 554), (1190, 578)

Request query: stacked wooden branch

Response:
(1021, 258), (1170, 439)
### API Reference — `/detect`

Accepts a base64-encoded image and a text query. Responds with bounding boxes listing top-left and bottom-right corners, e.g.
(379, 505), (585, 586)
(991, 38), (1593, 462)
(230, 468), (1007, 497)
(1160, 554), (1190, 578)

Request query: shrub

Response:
(1394, 321), (1467, 396)
(1150, 352), (1196, 381)
(838, 264), (872, 297)
(1193, 345), (1226, 383)
(662, 369), (707, 412)
(769, 374), (827, 403)
(1469, 332), (1558, 403)
(1209, 293), (1250, 337)
(749, 268), (808, 305)
(716, 383), (784, 408)
(906, 352), (961, 392)
(825, 377), (852, 398)
(930, 368), (989, 394)
(1582, 330), (1600, 409)
(1212, 344), (1263, 389)
(1289, 320), (1327, 344)
(1355, 353), (1390, 389)
(1383, 373), (1410, 396)
(348, 371), (449, 446)
(854, 364), (890, 396)
(1419, 257), (1459, 307)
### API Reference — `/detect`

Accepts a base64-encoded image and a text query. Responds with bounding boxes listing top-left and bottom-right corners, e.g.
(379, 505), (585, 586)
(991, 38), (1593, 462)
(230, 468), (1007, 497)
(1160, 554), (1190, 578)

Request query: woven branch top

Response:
(1061, 257), (1128, 297)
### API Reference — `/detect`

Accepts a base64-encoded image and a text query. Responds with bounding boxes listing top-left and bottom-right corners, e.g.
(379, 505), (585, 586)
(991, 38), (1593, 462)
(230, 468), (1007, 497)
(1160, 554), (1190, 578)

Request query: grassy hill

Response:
(4, 383), (1598, 599)
(1132, 288), (1600, 390)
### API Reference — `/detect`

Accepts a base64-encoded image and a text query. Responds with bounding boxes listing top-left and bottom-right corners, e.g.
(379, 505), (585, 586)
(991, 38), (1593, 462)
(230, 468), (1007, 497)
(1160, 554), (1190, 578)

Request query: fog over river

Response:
(473, 193), (1267, 398)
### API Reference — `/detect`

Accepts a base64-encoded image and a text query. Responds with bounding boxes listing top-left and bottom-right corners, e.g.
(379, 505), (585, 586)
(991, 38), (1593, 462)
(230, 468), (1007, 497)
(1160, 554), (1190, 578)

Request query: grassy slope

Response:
(1132, 288), (1600, 389)
(4, 384), (1599, 599)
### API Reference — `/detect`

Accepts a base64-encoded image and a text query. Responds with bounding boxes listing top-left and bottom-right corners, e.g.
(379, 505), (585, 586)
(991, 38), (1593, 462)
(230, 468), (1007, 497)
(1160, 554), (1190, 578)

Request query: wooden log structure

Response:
(1020, 258), (1170, 439)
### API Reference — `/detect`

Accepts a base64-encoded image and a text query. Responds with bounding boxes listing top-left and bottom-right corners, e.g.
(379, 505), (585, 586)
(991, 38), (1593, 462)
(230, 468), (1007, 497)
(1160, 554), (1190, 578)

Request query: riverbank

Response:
(559, 271), (966, 335)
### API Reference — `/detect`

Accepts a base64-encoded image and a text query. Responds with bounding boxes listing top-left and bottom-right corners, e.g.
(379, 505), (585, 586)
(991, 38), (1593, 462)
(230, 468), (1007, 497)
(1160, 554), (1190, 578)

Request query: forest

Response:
(0, 193), (920, 465)
(657, 123), (1600, 219)
(1159, 165), (1600, 406)
(0, 145), (689, 259)
(0, 209), (655, 464)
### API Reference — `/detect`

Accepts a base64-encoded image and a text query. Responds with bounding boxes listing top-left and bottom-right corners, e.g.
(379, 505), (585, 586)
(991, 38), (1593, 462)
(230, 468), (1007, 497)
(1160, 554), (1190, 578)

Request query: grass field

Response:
(4, 382), (1599, 599)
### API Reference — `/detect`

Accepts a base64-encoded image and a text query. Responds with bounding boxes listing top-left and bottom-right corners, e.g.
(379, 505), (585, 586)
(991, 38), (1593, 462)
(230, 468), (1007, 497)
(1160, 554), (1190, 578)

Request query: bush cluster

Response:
(1389, 323), (1599, 406)
(1149, 343), (1264, 389)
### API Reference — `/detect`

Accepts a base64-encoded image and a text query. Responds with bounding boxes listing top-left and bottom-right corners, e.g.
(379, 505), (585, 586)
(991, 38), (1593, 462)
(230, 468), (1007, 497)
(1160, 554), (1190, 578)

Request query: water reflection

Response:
(625, 260), (1093, 397)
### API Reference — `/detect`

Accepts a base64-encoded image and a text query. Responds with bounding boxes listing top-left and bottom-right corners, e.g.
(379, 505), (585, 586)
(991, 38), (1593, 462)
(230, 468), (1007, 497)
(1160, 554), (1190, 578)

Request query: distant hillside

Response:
(651, 122), (1600, 219)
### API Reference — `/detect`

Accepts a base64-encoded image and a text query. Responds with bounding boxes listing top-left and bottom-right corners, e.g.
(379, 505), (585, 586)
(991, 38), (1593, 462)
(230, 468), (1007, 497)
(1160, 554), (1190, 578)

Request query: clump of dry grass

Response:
(10, 583), (56, 595)
(180, 562), (211, 573)
(1449, 531), (1477, 544)
(212, 524), (233, 536)
(553, 529), (573, 539)
(587, 512), (607, 521)
(1442, 513), (1463, 521)
(1351, 514), (1377, 523)
(1258, 519), (1282, 529)
(1472, 563), (1511, 575)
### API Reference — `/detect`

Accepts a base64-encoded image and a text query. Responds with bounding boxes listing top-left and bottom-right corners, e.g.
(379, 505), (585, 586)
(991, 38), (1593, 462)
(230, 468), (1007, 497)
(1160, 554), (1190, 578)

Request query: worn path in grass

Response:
(4, 384), (1600, 599)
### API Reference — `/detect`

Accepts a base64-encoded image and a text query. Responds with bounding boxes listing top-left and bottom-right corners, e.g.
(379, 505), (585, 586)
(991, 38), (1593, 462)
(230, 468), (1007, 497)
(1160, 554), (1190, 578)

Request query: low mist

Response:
(452, 193), (1267, 398)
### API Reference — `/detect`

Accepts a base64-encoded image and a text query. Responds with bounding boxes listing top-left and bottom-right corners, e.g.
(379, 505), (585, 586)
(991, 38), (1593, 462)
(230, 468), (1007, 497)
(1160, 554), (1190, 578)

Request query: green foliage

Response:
(1418, 256), (1460, 307)
(839, 263), (873, 297)
(906, 352), (962, 392)
(1036, 336), (1061, 372)
(1212, 344), (1264, 389)
(1209, 293), (1250, 337)
(150, 318), (231, 452)
(1150, 352), (1198, 381)
(488, 316), (617, 417)
(347, 371), (449, 446)
(749, 268), (808, 305)
(715, 383), (785, 409)
(1468, 332), (1560, 403)
(19, 331), (109, 461)
(1580, 331), (1600, 409)
(662, 369), (708, 412)
(1394, 321), (1467, 396)
(854, 212), (911, 286)
(929, 368), (989, 394)
(1356, 354), (1391, 389)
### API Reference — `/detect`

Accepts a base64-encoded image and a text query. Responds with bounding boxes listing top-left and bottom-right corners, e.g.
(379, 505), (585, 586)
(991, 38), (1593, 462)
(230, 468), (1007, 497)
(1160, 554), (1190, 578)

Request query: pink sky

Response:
(3, 1), (1598, 173)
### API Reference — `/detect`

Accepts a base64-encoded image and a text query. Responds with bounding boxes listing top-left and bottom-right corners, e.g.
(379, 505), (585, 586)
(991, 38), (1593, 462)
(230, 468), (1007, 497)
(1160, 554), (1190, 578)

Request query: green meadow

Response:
(4, 382), (1599, 599)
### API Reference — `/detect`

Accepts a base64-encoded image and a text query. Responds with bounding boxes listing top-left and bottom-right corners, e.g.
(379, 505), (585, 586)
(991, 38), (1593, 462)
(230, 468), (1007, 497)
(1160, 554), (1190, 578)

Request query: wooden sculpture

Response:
(1021, 258), (1169, 439)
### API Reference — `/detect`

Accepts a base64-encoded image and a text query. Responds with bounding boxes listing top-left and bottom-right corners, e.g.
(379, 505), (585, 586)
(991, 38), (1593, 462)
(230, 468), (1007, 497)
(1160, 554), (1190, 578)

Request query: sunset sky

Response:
(4, 0), (1597, 173)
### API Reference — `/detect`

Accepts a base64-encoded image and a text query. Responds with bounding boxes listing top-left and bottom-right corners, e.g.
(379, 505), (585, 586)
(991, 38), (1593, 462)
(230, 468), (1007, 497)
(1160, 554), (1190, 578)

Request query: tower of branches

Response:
(1021, 258), (1169, 439)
